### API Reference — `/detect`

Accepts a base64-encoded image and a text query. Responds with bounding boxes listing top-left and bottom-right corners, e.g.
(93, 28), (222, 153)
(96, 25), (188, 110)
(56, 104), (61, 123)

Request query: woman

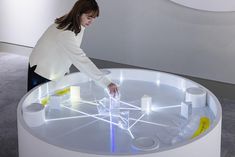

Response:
(28, 0), (118, 96)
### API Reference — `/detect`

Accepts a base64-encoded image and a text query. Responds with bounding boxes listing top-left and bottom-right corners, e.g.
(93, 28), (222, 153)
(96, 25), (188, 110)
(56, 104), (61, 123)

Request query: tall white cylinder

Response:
(185, 87), (207, 108)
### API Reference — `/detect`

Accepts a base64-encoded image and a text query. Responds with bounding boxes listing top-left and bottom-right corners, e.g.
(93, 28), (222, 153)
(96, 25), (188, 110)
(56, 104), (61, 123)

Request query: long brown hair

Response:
(55, 0), (99, 35)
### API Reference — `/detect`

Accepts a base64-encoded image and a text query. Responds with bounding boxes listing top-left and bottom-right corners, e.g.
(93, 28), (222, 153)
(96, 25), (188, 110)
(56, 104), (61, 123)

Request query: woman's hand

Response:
(108, 83), (119, 97)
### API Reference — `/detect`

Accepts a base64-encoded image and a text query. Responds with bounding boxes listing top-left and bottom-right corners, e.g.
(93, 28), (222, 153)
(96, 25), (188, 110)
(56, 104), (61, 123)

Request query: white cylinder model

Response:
(23, 103), (45, 127)
(17, 69), (222, 157)
(185, 87), (207, 108)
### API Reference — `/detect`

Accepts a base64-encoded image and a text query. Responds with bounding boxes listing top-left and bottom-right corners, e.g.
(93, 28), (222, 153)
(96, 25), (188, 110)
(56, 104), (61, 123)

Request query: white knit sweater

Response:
(29, 23), (111, 88)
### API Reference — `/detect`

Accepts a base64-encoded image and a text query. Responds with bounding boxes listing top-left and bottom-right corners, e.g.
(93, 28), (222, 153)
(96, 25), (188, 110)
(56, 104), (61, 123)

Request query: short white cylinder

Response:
(185, 87), (207, 108)
(23, 103), (45, 127)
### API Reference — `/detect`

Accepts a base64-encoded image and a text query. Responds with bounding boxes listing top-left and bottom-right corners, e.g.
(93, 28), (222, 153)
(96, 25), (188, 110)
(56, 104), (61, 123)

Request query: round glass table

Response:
(17, 68), (221, 157)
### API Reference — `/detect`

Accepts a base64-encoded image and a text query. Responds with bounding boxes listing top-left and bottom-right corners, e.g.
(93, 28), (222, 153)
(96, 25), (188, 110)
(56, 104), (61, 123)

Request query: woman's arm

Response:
(57, 31), (118, 94)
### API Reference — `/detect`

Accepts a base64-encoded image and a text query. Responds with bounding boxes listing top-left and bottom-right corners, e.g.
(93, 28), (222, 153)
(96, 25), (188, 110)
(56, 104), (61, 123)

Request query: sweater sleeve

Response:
(57, 31), (112, 88)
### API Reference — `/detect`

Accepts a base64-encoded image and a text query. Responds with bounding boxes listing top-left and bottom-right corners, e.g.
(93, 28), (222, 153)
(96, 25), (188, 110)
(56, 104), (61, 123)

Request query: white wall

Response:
(0, 0), (76, 46)
(170, 0), (235, 12)
(84, 0), (235, 84)
(1, 0), (235, 84)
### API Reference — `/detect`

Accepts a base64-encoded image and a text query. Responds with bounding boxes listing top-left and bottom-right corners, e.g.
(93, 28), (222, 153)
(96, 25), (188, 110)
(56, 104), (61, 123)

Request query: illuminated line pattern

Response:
(153, 105), (182, 110)
(119, 108), (141, 110)
(129, 113), (146, 129)
(46, 95), (180, 139)
(129, 118), (174, 128)
(127, 129), (135, 139)
(46, 114), (101, 122)
(119, 100), (141, 110)
(79, 100), (99, 106)
(54, 119), (102, 139)
(61, 104), (120, 127)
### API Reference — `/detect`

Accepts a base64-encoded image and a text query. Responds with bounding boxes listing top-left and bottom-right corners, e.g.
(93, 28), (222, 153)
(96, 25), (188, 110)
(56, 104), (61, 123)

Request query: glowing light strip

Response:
(111, 114), (172, 128)
(118, 100), (141, 110)
(61, 105), (120, 127)
(127, 129), (135, 139)
(79, 100), (99, 106)
(54, 119), (101, 139)
(38, 86), (42, 100)
(109, 96), (141, 110)
(60, 97), (177, 131)
(118, 115), (126, 124)
(153, 104), (181, 110)
(78, 96), (141, 111)
(120, 100), (141, 109)
(110, 115), (135, 139)
(129, 118), (173, 128)
(128, 113), (146, 129)
(68, 99), (99, 106)
(45, 114), (100, 122)
(110, 119), (115, 152)
(109, 106), (115, 153)
(46, 82), (49, 94)
(119, 108), (141, 110)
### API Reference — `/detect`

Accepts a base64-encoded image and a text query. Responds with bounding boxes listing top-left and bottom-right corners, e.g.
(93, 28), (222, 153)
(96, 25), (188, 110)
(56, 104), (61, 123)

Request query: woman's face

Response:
(80, 12), (96, 27)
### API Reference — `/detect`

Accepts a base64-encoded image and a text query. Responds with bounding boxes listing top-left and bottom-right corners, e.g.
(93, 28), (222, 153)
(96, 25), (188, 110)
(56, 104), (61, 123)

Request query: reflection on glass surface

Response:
(21, 69), (217, 155)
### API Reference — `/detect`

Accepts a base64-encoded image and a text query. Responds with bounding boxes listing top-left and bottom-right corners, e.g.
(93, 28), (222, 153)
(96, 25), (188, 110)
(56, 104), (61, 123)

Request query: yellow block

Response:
(41, 96), (50, 107)
(191, 117), (210, 139)
(55, 87), (70, 96)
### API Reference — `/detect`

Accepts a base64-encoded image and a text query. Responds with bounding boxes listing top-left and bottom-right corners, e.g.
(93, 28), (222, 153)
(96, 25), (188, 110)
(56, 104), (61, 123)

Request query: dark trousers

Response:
(27, 64), (50, 91)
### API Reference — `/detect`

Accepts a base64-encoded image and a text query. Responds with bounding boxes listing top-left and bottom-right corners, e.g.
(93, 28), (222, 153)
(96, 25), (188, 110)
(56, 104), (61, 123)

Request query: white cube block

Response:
(23, 103), (45, 127)
(70, 86), (80, 102)
(185, 87), (207, 108)
(141, 95), (152, 114)
(181, 101), (192, 119)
